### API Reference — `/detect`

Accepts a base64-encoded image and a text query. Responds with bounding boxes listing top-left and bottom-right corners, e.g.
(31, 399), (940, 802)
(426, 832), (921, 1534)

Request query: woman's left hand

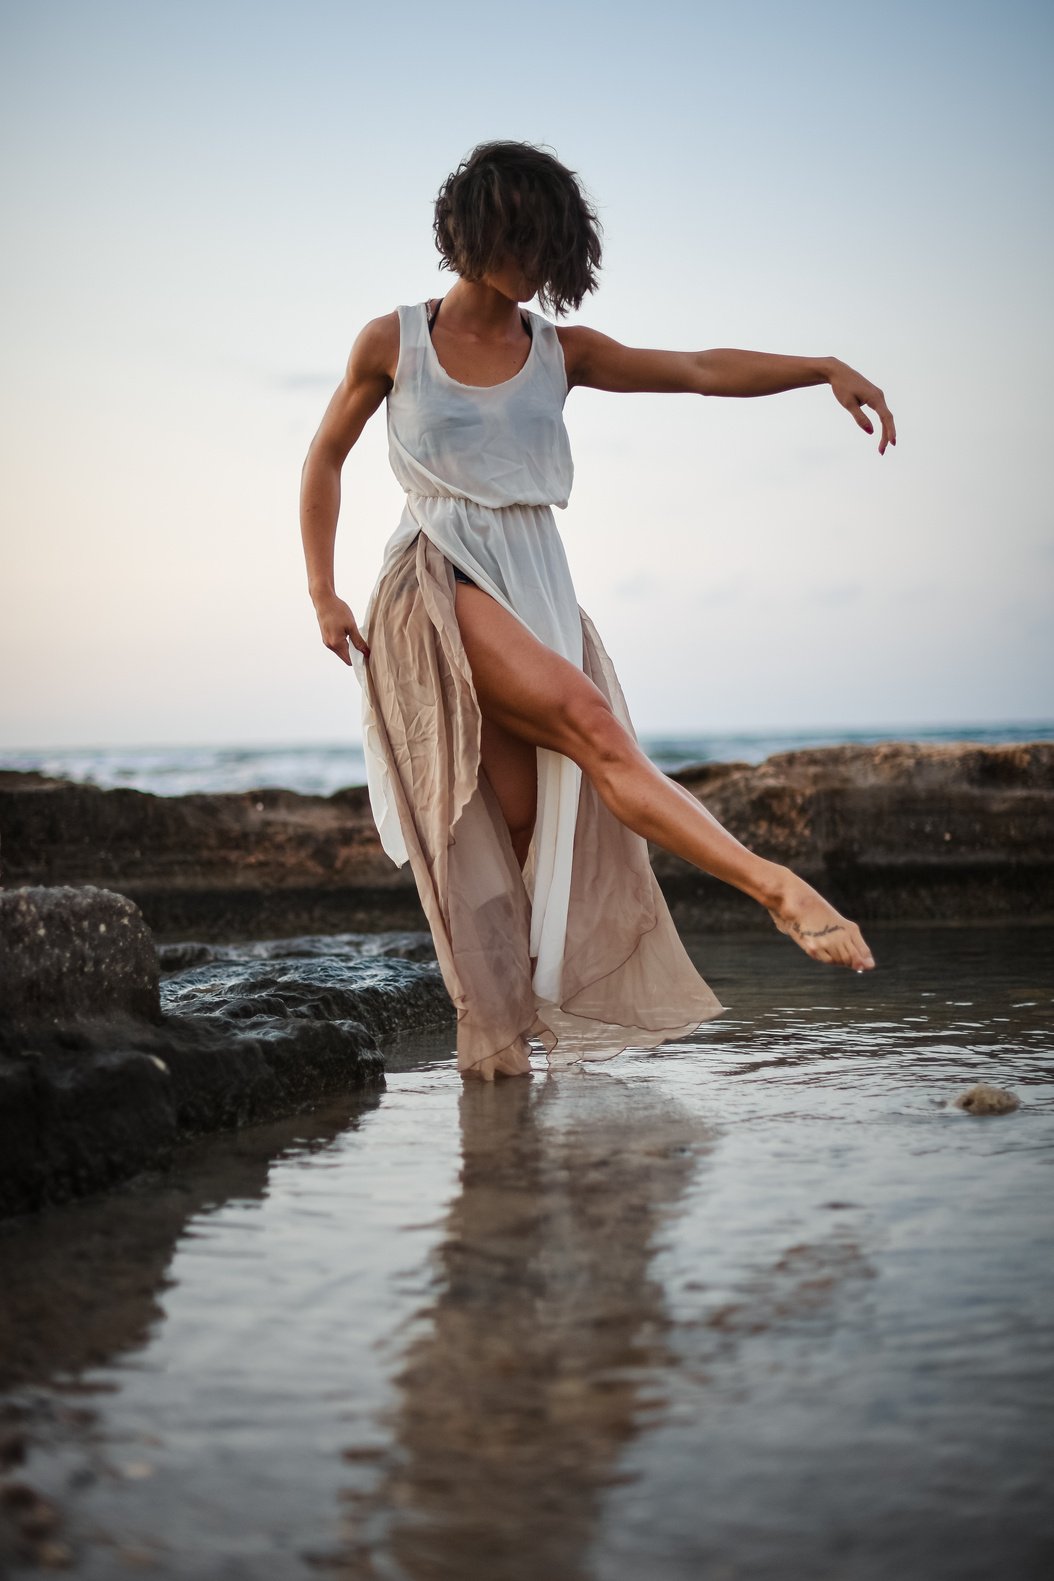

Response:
(828, 359), (897, 454)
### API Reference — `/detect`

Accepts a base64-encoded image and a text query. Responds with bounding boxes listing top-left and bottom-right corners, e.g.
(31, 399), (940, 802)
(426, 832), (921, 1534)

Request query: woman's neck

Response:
(433, 278), (527, 341)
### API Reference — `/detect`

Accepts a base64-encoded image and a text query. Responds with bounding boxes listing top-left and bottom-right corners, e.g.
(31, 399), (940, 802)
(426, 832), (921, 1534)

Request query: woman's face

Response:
(480, 248), (539, 304)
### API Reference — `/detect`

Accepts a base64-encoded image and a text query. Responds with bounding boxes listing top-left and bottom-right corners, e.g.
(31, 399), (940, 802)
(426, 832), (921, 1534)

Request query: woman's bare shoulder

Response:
(346, 309), (401, 389)
(554, 322), (608, 390)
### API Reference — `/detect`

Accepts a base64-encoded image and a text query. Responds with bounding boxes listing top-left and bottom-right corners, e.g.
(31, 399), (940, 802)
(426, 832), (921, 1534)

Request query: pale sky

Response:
(2, 0), (1052, 750)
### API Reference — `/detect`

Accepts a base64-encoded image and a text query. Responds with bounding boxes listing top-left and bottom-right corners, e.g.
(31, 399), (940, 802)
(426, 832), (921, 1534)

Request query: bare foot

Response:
(765, 868), (876, 972)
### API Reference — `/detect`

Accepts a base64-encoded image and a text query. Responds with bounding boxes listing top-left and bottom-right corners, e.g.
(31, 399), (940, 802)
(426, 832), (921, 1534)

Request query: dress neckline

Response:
(422, 299), (538, 391)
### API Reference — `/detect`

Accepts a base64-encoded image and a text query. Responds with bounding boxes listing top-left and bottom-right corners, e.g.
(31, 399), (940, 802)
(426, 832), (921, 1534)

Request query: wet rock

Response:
(0, 1428), (26, 1470)
(0, 1478), (38, 1511)
(34, 1540), (75, 1568)
(0, 889), (453, 1219)
(160, 954), (447, 1045)
(154, 938), (214, 971)
(155, 929), (437, 974)
(0, 885), (160, 1028)
(0, 1476), (68, 1572)
(951, 1082), (1021, 1115)
(3, 741), (1052, 937)
(11, 1488), (60, 1537)
(0, 1005), (388, 1219)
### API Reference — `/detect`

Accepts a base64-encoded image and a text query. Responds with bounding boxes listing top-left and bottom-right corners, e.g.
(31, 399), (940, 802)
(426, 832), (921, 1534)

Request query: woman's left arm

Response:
(556, 325), (897, 454)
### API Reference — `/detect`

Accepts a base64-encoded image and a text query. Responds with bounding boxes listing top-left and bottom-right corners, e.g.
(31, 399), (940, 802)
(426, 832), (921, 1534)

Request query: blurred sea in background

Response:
(3, 721), (1052, 798)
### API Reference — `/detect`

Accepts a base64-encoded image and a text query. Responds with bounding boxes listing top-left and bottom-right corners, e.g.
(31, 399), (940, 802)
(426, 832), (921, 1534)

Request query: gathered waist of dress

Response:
(372, 491), (570, 605)
(404, 488), (559, 514)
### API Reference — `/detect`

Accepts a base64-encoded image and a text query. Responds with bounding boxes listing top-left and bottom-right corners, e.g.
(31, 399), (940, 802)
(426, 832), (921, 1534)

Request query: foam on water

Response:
(3, 720), (1052, 797)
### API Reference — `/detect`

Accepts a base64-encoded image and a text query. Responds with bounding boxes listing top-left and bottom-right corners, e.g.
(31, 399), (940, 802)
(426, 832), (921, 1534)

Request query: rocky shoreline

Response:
(661, 739), (1054, 926)
(3, 741), (1051, 939)
(1, 740), (1051, 1221)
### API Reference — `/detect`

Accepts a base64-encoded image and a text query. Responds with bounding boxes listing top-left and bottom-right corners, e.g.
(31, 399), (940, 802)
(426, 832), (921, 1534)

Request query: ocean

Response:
(1, 720), (1052, 798)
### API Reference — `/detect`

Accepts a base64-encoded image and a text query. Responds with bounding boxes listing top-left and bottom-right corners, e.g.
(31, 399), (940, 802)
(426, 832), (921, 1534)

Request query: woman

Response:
(300, 140), (895, 1082)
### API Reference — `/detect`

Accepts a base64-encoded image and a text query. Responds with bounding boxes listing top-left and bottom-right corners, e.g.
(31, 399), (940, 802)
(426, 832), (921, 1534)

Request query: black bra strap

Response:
(426, 298), (532, 340)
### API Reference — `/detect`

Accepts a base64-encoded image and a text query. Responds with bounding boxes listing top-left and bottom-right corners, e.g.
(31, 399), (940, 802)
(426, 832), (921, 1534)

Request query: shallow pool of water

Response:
(2, 922), (1052, 1579)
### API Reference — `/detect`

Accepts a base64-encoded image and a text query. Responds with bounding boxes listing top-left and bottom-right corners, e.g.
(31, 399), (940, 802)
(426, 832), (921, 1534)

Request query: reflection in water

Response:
(0, 925), (1050, 1578)
(0, 1089), (389, 1572)
(331, 1074), (710, 1580)
(0, 1092), (383, 1394)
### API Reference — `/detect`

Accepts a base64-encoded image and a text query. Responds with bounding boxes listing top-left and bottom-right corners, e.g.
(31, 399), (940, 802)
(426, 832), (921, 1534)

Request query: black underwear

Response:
(451, 565), (477, 588)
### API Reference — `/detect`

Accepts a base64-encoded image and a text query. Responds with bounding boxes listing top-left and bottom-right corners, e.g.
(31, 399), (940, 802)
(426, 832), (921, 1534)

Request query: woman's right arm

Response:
(300, 311), (399, 664)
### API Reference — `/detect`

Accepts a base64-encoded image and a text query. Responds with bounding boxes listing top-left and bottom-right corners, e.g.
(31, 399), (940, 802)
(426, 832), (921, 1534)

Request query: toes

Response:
(824, 930), (849, 966)
(767, 904), (877, 971)
(768, 895), (876, 972)
(848, 924), (876, 971)
(821, 928), (862, 970)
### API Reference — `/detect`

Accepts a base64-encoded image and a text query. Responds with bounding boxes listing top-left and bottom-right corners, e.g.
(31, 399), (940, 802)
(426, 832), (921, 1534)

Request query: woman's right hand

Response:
(313, 592), (370, 665)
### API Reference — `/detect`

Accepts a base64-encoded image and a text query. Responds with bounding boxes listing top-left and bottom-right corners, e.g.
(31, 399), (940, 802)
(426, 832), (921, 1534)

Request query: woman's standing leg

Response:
(479, 714), (537, 870)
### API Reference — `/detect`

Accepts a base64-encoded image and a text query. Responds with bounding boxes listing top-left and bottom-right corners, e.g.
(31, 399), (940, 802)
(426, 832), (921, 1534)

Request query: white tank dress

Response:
(350, 299), (725, 1079)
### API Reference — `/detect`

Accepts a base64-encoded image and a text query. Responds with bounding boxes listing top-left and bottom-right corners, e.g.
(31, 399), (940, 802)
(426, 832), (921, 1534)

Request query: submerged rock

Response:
(0, 887), (453, 1219)
(950, 1082), (1021, 1115)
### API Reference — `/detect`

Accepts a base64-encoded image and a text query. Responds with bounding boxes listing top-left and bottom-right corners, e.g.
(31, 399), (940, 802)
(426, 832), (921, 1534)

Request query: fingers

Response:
(875, 397), (897, 455)
(847, 397), (874, 436)
(329, 634), (372, 665)
(837, 374), (897, 454)
(858, 396), (898, 457)
(324, 635), (353, 666)
(319, 613), (370, 666)
(348, 620), (371, 661)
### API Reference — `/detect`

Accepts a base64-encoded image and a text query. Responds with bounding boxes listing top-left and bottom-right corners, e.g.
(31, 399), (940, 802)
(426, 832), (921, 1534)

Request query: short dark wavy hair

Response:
(432, 140), (602, 318)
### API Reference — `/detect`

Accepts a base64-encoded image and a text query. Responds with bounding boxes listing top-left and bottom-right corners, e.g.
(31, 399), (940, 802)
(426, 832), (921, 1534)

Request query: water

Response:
(2, 721), (1052, 797)
(1, 923), (1052, 1578)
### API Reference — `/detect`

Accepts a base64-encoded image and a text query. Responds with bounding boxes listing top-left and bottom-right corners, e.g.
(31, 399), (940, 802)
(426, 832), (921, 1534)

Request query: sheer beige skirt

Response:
(362, 530), (726, 1080)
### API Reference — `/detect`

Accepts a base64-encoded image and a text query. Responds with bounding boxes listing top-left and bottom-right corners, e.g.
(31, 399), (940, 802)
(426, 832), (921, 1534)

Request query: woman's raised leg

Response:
(455, 583), (876, 972)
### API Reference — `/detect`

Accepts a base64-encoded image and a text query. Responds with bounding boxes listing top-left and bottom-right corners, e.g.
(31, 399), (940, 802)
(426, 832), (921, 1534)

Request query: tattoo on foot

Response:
(786, 921), (845, 940)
